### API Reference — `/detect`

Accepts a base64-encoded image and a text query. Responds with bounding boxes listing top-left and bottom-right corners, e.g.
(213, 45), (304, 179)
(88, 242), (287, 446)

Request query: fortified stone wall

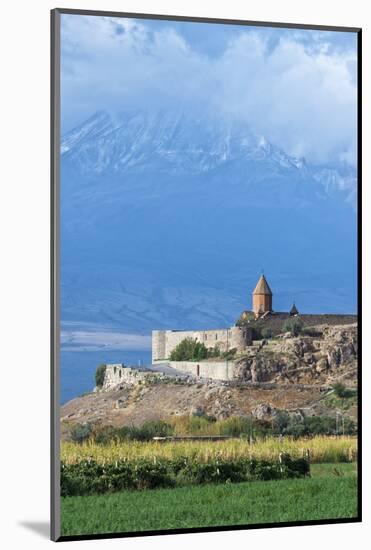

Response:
(167, 360), (237, 380)
(152, 331), (166, 363)
(237, 313), (358, 336)
(152, 326), (252, 362)
(102, 364), (163, 390)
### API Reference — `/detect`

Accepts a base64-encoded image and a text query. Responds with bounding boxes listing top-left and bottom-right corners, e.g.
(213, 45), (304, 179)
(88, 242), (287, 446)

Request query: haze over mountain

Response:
(60, 109), (357, 351)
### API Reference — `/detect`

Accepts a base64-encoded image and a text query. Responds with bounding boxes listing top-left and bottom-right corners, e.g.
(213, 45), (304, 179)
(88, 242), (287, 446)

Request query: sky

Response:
(59, 15), (358, 399)
(61, 13), (358, 167)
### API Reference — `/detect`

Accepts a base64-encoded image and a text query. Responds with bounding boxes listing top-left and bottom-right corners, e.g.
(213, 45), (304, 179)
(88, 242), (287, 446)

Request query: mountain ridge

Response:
(61, 110), (355, 206)
(60, 109), (357, 339)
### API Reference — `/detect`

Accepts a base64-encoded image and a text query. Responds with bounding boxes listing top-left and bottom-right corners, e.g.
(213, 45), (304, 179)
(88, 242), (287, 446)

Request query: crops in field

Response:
(61, 464), (358, 536)
(61, 454), (310, 496)
(61, 435), (357, 465)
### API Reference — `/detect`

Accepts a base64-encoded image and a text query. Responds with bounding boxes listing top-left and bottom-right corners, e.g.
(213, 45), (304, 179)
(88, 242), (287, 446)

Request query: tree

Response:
(331, 382), (355, 399)
(273, 411), (290, 433)
(95, 364), (107, 388)
(236, 313), (255, 326)
(169, 338), (208, 361)
(70, 423), (92, 444)
(283, 317), (304, 337)
(261, 328), (273, 340)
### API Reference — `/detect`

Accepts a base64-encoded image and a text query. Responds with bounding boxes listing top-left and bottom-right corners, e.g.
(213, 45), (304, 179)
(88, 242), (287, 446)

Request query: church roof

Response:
(253, 274), (272, 295)
(290, 302), (299, 315)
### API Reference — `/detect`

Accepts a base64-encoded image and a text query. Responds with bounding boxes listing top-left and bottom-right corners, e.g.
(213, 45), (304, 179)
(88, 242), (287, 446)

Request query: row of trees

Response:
(169, 337), (237, 361)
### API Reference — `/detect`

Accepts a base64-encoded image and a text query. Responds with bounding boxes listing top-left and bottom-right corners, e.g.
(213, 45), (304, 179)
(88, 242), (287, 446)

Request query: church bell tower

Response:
(252, 274), (273, 317)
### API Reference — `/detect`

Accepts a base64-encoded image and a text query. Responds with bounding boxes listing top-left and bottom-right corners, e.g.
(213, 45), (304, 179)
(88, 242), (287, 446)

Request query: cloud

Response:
(61, 14), (357, 166)
(215, 34), (357, 165)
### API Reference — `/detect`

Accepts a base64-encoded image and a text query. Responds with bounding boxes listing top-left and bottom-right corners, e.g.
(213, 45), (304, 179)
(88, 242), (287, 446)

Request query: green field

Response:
(61, 463), (358, 537)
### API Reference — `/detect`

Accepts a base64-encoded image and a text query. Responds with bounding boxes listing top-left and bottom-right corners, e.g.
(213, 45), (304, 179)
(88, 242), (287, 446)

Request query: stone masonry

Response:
(101, 364), (164, 390)
(152, 326), (252, 363)
(166, 360), (237, 380)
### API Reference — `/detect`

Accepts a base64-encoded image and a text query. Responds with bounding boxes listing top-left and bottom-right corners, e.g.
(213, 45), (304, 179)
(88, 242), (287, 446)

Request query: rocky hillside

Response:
(235, 323), (357, 385)
(60, 323), (357, 435)
(61, 383), (328, 434)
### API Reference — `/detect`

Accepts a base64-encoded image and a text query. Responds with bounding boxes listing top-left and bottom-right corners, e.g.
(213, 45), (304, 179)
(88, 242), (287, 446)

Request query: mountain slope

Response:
(60, 110), (357, 341)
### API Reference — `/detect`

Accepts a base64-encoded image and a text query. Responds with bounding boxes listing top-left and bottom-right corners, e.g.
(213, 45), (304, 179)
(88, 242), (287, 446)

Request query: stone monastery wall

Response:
(152, 326), (252, 363)
(102, 364), (162, 390)
(168, 360), (236, 380)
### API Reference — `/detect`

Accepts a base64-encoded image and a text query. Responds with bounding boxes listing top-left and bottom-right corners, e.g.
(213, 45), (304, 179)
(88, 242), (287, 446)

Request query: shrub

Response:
(219, 416), (252, 437)
(187, 415), (212, 432)
(93, 421), (174, 444)
(207, 345), (221, 358)
(70, 423), (93, 444)
(279, 453), (310, 478)
(302, 327), (322, 337)
(169, 338), (208, 361)
(221, 348), (238, 359)
(170, 414), (214, 435)
(126, 421), (173, 442)
(236, 313), (255, 326)
(283, 317), (304, 337)
(129, 420), (174, 441)
(332, 382), (356, 399)
(272, 411), (290, 433)
(93, 425), (124, 445)
(282, 414), (357, 438)
(61, 455), (309, 496)
(261, 328), (273, 340)
(251, 327), (262, 340)
(134, 461), (174, 490)
(95, 364), (106, 388)
(284, 422), (306, 439)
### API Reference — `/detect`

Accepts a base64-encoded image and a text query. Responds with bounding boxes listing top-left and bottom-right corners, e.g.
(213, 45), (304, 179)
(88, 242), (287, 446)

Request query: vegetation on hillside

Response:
(261, 328), (273, 339)
(95, 364), (106, 388)
(70, 423), (93, 444)
(66, 411), (357, 446)
(323, 383), (358, 412)
(283, 317), (304, 336)
(332, 382), (357, 399)
(169, 338), (208, 361)
(169, 337), (237, 361)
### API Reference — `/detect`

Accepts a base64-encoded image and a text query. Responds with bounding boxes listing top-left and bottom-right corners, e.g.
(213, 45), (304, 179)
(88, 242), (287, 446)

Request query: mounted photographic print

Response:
(51, 8), (361, 541)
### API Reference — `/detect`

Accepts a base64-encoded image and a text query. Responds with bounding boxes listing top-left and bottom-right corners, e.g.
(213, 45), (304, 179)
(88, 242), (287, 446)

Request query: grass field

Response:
(61, 435), (357, 465)
(61, 463), (358, 537)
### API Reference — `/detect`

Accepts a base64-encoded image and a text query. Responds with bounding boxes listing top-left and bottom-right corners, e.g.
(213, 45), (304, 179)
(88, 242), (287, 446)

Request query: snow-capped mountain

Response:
(60, 110), (357, 339)
(62, 110), (310, 175)
(61, 110), (355, 201)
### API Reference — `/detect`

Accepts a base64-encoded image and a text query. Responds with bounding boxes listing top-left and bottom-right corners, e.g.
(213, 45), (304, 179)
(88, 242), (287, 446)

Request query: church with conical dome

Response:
(252, 274), (273, 316)
(237, 272), (302, 325)
(152, 272), (357, 370)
